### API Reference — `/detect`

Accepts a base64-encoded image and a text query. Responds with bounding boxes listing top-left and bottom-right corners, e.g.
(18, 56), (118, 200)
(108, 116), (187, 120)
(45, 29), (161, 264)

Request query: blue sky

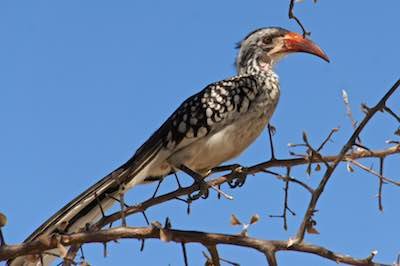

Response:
(1, 0), (399, 265)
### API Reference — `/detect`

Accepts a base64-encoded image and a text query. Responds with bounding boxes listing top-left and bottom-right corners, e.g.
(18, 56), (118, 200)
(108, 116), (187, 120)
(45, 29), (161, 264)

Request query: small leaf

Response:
(230, 214), (242, 226)
(249, 214), (260, 225)
(394, 128), (400, 136)
(306, 226), (320, 234)
(315, 164), (321, 171)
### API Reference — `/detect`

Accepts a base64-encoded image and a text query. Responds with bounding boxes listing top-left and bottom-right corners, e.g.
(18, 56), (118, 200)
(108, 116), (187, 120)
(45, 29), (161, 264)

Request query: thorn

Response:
(164, 217), (172, 229)
(210, 185), (234, 200)
(94, 192), (105, 218)
(103, 242), (108, 257)
(361, 103), (370, 114)
(140, 239), (145, 252)
(181, 243), (189, 266)
(353, 142), (371, 151)
(142, 211), (150, 225)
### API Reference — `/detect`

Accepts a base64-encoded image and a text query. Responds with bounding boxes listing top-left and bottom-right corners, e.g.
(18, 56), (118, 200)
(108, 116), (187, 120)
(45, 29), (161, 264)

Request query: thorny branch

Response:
(2, 144), (399, 264)
(0, 226), (386, 266)
(269, 168), (296, 230)
(295, 79), (400, 243)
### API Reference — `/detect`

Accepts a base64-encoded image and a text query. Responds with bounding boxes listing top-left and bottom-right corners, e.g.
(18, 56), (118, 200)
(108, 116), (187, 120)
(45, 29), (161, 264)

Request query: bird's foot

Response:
(188, 179), (209, 200)
(228, 167), (248, 188)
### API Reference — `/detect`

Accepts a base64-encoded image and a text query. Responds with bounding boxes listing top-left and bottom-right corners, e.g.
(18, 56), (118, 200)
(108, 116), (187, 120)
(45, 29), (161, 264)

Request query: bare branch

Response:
(0, 226), (386, 266)
(295, 79), (400, 242)
(288, 0), (310, 37)
(348, 159), (400, 186)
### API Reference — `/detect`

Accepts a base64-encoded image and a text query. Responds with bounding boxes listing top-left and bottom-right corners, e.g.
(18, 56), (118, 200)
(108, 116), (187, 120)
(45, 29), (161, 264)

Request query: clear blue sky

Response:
(1, 1), (399, 265)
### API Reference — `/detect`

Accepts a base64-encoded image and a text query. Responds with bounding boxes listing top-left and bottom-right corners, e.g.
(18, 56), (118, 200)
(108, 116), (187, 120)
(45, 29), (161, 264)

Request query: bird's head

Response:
(236, 27), (329, 75)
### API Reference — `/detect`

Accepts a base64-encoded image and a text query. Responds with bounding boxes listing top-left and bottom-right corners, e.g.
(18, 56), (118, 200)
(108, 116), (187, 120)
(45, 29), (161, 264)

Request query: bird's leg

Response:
(151, 178), (164, 198)
(178, 164), (209, 200)
(173, 172), (182, 188)
(267, 123), (276, 160)
(0, 229), (5, 246)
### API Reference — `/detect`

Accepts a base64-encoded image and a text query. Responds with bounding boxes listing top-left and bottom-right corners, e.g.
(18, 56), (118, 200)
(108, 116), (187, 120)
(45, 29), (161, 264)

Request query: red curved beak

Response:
(282, 32), (330, 62)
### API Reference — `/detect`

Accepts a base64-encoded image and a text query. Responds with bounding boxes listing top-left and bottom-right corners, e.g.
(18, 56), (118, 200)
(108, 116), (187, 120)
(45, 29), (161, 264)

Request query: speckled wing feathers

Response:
(156, 75), (260, 152)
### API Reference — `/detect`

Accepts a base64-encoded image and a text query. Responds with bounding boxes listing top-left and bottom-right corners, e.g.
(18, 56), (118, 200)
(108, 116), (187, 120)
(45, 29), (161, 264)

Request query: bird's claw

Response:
(228, 171), (247, 188)
(188, 180), (209, 200)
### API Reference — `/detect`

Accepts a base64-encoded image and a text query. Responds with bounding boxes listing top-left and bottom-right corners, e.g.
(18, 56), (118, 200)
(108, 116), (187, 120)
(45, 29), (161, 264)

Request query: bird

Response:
(8, 26), (328, 266)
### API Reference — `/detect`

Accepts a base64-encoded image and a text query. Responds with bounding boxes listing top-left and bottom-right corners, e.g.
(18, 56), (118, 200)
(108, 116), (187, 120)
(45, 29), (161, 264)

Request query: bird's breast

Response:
(167, 105), (275, 174)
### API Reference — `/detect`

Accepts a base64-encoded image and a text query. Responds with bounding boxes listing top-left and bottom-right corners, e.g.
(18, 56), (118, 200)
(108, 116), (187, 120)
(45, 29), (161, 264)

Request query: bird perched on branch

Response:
(8, 27), (328, 266)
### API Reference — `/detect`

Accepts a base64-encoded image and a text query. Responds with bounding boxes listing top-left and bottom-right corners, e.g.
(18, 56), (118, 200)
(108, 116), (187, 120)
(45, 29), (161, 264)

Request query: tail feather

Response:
(7, 102), (180, 265)
(7, 163), (152, 266)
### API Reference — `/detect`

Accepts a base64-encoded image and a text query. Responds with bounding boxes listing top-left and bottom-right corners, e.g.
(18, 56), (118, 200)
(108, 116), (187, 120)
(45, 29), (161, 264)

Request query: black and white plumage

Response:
(8, 27), (328, 266)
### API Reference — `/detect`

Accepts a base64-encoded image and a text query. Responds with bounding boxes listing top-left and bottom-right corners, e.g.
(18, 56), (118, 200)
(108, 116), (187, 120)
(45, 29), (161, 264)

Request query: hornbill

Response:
(8, 27), (328, 266)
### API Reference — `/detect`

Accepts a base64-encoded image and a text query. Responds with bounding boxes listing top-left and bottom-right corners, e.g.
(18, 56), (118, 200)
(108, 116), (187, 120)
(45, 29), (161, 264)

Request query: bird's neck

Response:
(237, 58), (278, 83)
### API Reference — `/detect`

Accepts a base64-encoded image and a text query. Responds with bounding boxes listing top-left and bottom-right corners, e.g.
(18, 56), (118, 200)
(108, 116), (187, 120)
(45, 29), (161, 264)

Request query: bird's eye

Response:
(262, 36), (272, 44)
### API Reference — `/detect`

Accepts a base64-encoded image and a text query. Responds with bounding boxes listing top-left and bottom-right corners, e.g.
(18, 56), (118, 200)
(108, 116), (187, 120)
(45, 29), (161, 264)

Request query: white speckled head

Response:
(236, 27), (329, 75)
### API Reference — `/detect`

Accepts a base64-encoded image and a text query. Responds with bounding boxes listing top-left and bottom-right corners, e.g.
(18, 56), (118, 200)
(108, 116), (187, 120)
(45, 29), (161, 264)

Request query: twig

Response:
(269, 168), (296, 230)
(348, 159), (400, 186)
(342, 90), (358, 130)
(265, 250), (277, 266)
(383, 105), (400, 123)
(295, 79), (400, 243)
(317, 128), (339, 152)
(378, 158), (385, 211)
(288, 0), (310, 37)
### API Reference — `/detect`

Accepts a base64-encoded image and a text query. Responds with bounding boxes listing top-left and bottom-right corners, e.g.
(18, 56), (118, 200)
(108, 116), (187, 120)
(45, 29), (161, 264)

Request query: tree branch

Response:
(0, 226), (386, 266)
(295, 79), (400, 242)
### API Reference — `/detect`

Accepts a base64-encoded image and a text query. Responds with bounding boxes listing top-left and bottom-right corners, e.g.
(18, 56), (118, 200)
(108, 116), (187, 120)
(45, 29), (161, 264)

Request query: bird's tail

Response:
(7, 157), (157, 266)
